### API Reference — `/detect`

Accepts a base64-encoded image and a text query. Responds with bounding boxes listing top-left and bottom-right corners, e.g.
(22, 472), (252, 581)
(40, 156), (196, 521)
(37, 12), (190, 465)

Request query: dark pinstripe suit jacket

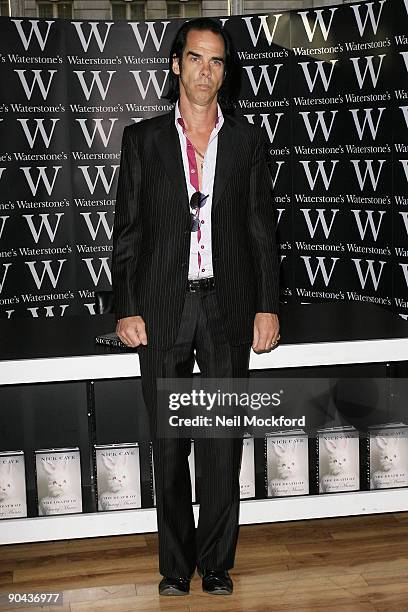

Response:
(112, 109), (280, 350)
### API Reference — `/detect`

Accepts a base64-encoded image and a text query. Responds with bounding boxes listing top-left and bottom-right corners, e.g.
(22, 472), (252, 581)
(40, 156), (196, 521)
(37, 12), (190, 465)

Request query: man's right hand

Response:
(116, 316), (147, 347)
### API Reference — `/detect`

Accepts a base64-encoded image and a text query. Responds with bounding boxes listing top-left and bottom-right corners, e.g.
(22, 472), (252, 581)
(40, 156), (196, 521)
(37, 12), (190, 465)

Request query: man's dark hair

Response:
(163, 17), (241, 113)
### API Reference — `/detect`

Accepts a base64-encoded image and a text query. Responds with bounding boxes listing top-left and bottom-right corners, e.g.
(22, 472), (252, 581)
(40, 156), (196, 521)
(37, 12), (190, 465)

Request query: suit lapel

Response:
(154, 112), (189, 213)
(153, 111), (239, 213)
(212, 115), (239, 212)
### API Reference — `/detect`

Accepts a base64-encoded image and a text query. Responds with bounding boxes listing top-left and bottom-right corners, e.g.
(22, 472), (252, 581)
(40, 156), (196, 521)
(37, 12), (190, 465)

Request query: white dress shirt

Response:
(175, 101), (224, 280)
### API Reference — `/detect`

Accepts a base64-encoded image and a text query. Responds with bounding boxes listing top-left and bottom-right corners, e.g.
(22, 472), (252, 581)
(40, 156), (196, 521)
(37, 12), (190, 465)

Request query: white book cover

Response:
(0, 451), (27, 519)
(369, 424), (408, 490)
(152, 440), (196, 504)
(266, 432), (309, 497)
(36, 448), (82, 516)
(318, 428), (360, 493)
(240, 436), (255, 499)
(96, 443), (141, 511)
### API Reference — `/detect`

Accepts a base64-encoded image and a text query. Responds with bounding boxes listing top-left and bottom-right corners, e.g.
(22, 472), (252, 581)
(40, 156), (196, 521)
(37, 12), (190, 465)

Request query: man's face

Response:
(172, 29), (226, 106)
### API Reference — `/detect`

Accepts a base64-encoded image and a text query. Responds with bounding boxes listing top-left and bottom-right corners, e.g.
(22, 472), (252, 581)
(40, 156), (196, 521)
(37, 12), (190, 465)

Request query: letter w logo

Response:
(298, 60), (337, 93)
(400, 160), (408, 183)
(23, 213), (64, 243)
(301, 209), (339, 238)
(301, 256), (339, 287)
(71, 22), (114, 52)
(399, 263), (408, 288)
(243, 64), (282, 95)
(20, 166), (61, 196)
(0, 216), (9, 240)
(12, 19), (54, 51)
(352, 259), (386, 290)
(76, 118), (118, 148)
(130, 70), (169, 99)
(400, 106), (408, 129)
(299, 110), (337, 142)
(129, 21), (170, 52)
(350, 159), (385, 191)
(268, 161), (285, 189)
(78, 165), (119, 195)
(300, 160), (339, 190)
(17, 118), (59, 148)
(297, 8), (337, 42)
(351, 1), (386, 36)
(350, 55), (385, 89)
(242, 15), (282, 46)
(0, 263), (11, 294)
(351, 209), (386, 241)
(73, 71), (116, 100)
(399, 211), (408, 236)
(25, 260), (66, 290)
(349, 107), (385, 140)
(400, 51), (408, 74)
(82, 258), (112, 286)
(80, 212), (114, 240)
(14, 70), (56, 100)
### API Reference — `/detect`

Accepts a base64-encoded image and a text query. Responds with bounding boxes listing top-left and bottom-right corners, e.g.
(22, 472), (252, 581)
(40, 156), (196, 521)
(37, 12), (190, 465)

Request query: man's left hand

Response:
(252, 313), (280, 353)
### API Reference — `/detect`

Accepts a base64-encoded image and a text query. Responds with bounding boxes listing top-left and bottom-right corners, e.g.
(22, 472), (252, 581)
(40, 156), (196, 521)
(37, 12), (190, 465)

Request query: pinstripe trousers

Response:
(138, 289), (251, 578)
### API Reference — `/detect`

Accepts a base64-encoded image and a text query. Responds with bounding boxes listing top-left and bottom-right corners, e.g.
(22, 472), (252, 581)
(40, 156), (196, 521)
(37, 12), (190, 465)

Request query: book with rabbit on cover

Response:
(95, 443), (141, 511)
(265, 429), (309, 498)
(311, 426), (360, 495)
(240, 434), (256, 499)
(361, 422), (408, 490)
(35, 447), (82, 516)
(0, 450), (27, 519)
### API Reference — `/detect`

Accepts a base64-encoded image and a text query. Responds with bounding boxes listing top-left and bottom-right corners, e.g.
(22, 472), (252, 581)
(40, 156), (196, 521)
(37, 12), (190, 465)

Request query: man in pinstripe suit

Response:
(112, 18), (280, 596)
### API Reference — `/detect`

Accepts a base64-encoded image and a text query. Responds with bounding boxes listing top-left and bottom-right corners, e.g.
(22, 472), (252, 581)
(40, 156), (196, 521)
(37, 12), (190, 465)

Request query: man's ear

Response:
(172, 54), (180, 76)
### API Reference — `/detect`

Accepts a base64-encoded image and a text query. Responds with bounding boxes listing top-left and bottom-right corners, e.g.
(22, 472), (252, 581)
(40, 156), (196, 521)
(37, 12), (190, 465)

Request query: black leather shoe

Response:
(200, 569), (233, 595)
(158, 576), (190, 596)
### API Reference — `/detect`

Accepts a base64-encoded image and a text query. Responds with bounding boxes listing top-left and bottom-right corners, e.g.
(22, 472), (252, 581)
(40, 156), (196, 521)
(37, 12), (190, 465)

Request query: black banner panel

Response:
(0, 1), (407, 337)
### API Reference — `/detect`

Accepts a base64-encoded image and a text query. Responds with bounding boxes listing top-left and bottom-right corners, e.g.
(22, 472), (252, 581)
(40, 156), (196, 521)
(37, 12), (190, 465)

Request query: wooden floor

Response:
(1, 512), (408, 611)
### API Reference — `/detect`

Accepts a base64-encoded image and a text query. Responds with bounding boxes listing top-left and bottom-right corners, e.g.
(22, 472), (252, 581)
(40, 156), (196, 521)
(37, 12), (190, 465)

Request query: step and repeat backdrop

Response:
(0, 0), (407, 334)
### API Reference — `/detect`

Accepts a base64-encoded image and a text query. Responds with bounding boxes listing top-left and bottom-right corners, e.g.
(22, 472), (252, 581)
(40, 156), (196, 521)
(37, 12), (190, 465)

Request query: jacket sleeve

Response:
(247, 129), (280, 314)
(112, 125), (143, 320)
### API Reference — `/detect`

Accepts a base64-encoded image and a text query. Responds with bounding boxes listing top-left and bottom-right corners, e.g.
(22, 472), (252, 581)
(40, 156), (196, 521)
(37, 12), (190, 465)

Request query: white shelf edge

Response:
(1, 489), (407, 545)
(1, 337), (408, 386)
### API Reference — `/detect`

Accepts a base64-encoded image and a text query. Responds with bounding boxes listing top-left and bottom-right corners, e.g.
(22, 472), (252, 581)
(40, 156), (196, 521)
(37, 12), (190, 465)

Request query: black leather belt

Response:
(187, 277), (215, 293)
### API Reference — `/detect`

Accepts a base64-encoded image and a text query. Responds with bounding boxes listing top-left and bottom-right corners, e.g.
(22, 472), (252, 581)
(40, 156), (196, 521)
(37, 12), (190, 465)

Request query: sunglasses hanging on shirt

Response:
(190, 191), (208, 232)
